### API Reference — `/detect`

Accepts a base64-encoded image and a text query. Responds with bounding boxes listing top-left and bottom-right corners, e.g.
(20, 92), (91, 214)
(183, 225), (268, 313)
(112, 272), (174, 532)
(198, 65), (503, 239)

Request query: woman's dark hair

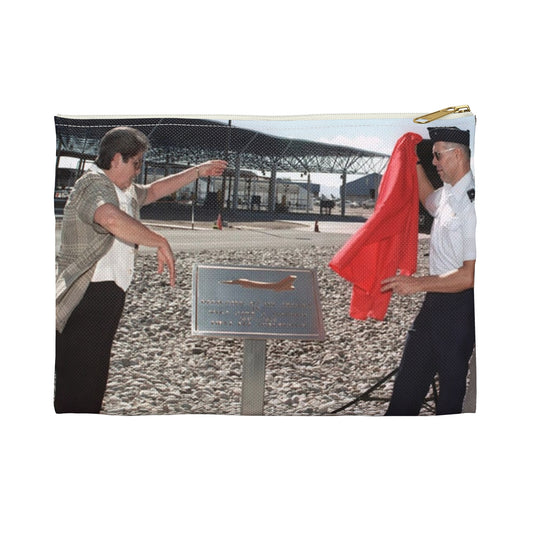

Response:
(94, 127), (150, 169)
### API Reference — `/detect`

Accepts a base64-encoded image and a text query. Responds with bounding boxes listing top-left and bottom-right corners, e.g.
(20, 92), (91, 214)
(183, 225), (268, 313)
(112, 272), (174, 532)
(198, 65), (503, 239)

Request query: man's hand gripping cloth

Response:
(329, 132), (422, 320)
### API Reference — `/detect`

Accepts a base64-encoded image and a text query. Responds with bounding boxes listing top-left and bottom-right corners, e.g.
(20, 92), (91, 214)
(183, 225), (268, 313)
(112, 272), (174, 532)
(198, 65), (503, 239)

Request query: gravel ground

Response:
(101, 237), (434, 416)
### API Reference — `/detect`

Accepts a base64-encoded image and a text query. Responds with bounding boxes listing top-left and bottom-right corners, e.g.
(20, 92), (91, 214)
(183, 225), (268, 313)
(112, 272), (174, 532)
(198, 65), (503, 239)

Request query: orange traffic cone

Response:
(314, 219), (319, 232)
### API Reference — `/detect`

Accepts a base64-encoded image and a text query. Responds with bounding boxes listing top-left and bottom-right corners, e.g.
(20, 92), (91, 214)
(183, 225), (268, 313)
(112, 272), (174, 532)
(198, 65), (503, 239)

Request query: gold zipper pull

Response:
(413, 105), (471, 124)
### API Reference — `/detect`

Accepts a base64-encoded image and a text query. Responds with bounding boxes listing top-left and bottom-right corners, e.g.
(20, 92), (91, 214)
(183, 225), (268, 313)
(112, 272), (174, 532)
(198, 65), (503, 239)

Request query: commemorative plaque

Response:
(192, 264), (325, 414)
(192, 264), (325, 340)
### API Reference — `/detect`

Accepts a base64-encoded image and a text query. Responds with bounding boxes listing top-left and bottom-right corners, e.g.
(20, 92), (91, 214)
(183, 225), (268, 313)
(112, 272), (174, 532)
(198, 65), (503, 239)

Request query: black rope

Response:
(330, 368), (399, 414)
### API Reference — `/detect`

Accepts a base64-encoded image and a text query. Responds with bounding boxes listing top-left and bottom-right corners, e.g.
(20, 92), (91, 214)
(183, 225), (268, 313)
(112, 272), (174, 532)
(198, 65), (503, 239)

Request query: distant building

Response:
(55, 168), (79, 189)
(142, 168), (320, 212)
(55, 159), (321, 213)
(194, 175), (319, 211)
(341, 173), (382, 203)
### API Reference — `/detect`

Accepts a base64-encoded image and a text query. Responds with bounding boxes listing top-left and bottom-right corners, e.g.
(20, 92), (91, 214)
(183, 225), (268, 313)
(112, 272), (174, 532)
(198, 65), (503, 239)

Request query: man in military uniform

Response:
(382, 126), (476, 415)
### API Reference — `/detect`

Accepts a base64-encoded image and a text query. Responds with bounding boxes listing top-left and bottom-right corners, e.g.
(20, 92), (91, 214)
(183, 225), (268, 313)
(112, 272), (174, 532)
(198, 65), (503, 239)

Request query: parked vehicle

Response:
(54, 187), (73, 213)
(362, 199), (375, 208)
(54, 187), (72, 199)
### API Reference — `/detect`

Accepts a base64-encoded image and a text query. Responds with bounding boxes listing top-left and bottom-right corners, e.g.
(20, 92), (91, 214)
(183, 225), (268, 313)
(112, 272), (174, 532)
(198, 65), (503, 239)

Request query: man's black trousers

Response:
(386, 289), (475, 416)
(55, 281), (126, 414)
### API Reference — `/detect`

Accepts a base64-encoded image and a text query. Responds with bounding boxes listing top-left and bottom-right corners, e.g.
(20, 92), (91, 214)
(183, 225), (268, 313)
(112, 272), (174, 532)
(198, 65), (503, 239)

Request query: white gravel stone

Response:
(102, 240), (434, 416)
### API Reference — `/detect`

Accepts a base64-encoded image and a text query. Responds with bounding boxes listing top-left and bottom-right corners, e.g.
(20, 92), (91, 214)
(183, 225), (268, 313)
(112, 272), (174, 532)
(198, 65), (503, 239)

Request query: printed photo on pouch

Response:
(54, 110), (476, 416)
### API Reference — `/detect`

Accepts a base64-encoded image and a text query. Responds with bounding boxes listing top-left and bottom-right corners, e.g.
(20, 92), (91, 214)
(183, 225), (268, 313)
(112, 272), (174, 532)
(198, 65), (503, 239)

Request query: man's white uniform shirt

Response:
(424, 171), (476, 277)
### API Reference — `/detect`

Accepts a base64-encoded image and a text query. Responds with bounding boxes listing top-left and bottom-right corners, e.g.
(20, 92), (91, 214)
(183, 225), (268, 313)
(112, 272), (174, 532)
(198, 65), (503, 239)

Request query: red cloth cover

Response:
(329, 132), (422, 320)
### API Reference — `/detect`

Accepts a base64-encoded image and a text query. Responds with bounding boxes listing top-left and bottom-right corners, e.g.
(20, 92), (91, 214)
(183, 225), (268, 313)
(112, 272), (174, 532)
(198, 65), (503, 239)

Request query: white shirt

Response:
(91, 169), (136, 291)
(424, 171), (476, 276)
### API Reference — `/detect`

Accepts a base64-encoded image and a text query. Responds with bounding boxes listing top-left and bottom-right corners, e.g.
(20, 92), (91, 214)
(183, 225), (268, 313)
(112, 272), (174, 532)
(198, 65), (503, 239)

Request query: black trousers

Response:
(385, 289), (475, 416)
(55, 281), (126, 414)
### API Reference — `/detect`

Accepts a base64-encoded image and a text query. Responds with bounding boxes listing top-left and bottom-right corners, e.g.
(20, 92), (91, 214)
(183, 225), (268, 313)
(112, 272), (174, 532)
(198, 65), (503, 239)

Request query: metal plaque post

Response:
(241, 339), (267, 415)
(192, 264), (325, 415)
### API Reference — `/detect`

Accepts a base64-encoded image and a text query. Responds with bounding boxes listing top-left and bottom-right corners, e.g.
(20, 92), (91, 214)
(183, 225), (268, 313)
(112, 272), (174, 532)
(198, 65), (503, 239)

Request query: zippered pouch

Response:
(54, 107), (476, 416)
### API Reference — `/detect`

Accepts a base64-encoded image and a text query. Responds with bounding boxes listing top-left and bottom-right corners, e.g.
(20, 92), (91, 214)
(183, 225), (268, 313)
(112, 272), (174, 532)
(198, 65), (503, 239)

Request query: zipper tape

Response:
(56, 107), (472, 123)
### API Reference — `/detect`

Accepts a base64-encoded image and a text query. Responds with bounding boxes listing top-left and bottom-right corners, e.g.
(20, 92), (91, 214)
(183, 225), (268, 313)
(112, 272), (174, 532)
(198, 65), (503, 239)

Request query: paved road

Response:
(55, 218), (364, 255)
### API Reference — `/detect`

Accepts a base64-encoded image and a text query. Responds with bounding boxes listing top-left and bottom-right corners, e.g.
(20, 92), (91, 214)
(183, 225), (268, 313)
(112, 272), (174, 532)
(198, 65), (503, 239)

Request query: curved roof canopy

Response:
(55, 116), (390, 176)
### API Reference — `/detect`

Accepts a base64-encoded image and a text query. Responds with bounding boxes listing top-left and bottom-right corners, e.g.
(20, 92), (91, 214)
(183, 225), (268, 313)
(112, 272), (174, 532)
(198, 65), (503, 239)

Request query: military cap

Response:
(428, 126), (470, 147)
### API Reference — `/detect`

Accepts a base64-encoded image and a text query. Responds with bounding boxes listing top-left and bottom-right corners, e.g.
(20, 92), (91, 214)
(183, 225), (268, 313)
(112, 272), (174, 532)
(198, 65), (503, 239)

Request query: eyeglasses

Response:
(126, 155), (144, 171)
(432, 147), (457, 161)
(132, 159), (143, 171)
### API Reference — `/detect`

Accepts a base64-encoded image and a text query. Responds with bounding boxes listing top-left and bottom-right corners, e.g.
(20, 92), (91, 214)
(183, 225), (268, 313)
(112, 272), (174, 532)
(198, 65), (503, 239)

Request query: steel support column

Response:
(232, 153), (241, 210)
(268, 163), (277, 212)
(340, 171), (347, 216)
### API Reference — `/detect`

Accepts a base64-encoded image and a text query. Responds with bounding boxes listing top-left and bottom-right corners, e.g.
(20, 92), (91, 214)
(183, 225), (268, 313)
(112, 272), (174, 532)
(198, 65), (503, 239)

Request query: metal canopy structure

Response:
(55, 116), (390, 213)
